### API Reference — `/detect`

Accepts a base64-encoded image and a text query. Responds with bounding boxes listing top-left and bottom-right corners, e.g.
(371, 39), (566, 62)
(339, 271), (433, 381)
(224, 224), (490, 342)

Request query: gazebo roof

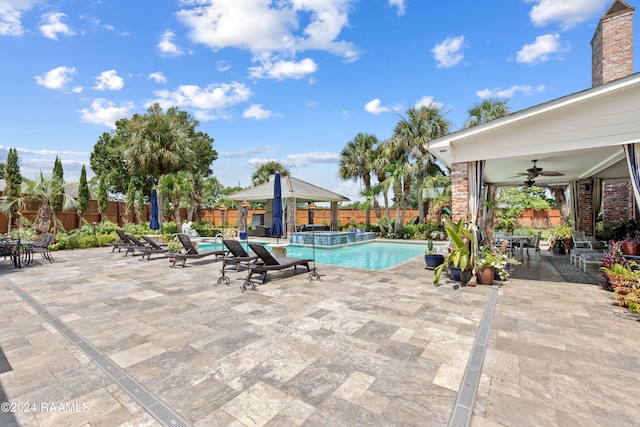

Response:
(226, 175), (350, 203)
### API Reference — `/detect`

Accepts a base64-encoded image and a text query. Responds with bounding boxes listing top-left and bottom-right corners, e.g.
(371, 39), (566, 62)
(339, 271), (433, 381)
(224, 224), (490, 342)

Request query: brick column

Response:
(451, 162), (469, 223)
(602, 181), (634, 229)
(576, 179), (594, 234)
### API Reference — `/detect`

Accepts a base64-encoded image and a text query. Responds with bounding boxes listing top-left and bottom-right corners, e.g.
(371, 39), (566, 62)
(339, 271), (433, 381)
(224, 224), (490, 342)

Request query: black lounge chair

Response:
(124, 233), (154, 257)
(247, 243), (312, 284)
(222, 239), (259, 271)
(139, 235), (169, 261)
(172, 233), (227, 268)
(110, 229), (133, 252)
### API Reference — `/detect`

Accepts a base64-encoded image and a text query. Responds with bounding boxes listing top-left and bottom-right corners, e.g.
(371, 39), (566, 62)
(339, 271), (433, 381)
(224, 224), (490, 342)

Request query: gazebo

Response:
(225, 174), (349, 238)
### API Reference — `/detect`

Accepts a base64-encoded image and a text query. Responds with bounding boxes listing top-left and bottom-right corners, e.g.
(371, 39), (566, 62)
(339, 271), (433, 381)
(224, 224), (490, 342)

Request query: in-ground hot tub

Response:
(289, 231), (376, 247)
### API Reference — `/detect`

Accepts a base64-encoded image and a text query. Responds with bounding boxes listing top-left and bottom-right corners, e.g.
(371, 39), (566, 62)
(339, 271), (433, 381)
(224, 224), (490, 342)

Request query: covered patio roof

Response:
(226, 175), (350, 203)
(427, 72), (640, 186)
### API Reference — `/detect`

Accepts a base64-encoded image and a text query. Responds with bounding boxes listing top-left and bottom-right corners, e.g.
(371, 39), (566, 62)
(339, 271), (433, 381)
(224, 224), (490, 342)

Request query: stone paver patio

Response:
(1, 242), (639, 426)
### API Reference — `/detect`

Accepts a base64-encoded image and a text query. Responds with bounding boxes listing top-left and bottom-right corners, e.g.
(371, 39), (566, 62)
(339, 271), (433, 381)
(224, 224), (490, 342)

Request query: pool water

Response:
(199, 241), (425, 271)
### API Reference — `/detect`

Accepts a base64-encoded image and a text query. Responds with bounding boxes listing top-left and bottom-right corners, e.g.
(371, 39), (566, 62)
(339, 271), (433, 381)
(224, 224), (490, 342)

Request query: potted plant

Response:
(548, 224), (573, 255)
(475, 245), (520, 284)
(424, 239), (445, 269)
(621, 232), (640, 256)
(434, 217), (474, 286)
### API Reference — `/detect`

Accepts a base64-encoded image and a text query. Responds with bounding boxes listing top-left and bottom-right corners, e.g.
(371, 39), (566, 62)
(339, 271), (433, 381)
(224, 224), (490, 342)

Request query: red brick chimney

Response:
(591, 0), (635, 86)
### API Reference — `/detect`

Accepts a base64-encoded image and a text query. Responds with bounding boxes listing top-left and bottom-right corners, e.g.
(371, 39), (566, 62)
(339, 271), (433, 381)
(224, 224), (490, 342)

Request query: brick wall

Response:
(451, 162), (469, 223)
(602, 181), (634, 228)
(591, 2), (634, 86)
(576, 179), (594, 234)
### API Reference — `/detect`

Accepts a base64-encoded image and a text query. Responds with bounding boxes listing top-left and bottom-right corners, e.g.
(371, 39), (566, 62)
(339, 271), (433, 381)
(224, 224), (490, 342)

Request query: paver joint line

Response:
(1, 276), (194, 427)
(448, 284), (499, 427)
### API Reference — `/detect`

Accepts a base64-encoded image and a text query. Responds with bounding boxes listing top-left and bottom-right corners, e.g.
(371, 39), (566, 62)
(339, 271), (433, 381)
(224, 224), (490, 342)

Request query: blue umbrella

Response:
(270, 172), (283, 242)
(150, 189), (160, 231)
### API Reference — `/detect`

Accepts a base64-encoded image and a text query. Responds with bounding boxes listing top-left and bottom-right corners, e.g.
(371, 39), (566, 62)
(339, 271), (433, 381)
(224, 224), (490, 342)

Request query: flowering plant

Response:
(475, 245), (520, 280)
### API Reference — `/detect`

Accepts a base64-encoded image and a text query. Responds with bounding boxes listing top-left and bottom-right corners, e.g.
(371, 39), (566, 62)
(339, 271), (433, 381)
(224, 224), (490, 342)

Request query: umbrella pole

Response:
(308, 203), (321, 282)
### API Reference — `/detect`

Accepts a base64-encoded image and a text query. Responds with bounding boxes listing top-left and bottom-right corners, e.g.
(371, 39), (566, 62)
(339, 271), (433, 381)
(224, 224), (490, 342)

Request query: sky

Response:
(1, 0), (637, 202)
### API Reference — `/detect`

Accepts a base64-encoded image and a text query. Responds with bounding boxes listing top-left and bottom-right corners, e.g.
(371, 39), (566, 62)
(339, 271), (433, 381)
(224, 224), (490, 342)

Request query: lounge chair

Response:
(139, 235), (169, 261)
(124, 233), (154, 257)
(172, 233), (227, 268)
(222, 239), (259, 271)
(247, 243), (311, 284)
(110, 229), (133, 252)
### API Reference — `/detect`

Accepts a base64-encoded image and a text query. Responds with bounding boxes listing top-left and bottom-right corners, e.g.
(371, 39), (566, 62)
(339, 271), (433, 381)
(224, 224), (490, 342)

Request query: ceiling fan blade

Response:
(507, 172), (529, 178)
(539, 171), (564, 176)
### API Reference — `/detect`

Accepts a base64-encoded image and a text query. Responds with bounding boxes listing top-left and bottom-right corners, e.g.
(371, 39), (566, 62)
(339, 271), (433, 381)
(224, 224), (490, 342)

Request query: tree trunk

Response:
(34, 203), (53, 235)
(549, 186), (569, 222)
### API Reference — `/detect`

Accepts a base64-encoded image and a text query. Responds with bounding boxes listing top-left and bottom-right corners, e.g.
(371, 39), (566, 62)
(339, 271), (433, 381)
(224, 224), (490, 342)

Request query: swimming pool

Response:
(199, 240), (425, 271)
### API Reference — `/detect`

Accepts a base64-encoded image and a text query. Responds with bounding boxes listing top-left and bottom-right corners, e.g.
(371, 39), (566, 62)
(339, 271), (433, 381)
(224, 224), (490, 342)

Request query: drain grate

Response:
(448, 284), (499, 427)
(4, 278), (192, 427)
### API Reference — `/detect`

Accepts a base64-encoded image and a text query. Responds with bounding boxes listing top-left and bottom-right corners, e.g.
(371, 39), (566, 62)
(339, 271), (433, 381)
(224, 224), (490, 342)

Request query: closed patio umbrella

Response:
(150, 189), (160, 231)
(270, 172), (283, 242)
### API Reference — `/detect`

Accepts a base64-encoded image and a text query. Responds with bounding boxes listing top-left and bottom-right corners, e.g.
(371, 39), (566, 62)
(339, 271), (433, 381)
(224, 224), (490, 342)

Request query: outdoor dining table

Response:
(505, 235), (533, 257)
(0, 237), (22, 268)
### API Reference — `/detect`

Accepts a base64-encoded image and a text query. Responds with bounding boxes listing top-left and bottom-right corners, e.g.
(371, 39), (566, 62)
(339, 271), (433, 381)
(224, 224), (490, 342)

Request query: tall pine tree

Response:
(97, 176), (109, 222)
(51, 156), (65, 234)
(4, 148), (22, 232)
(77, 165), (90, 222)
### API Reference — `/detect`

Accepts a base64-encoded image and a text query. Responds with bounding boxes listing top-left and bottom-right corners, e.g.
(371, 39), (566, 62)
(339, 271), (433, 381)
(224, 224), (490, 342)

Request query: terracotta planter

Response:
(476, 266), (495, 285)
(622, 241), (640, 255)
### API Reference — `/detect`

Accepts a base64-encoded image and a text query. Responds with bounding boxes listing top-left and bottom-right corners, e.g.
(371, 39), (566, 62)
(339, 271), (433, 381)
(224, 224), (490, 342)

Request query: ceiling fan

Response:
(512, 159), (565, 181)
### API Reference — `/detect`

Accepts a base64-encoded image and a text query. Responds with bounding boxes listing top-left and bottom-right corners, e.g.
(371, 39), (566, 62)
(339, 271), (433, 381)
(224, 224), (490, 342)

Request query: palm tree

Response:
(394, 105), (451, 223)
(251, 161), (291, 185)
(157, 170), (194, 231)
(465, 98), (510, 128)
(123, 104), (195, 230)
(4, 173), (78, 235)
(338, 133), (378, 226)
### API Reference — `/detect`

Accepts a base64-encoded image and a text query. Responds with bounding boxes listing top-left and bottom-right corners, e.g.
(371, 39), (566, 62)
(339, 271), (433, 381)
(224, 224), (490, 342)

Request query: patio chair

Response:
(172, 233), (227, 268)
(247, 243), (311, 284)
(139, 235), (169, 261)
(110, 229), (133, 252)
(26, 233), (55, 263)
(522, 230), (542, 257)
(572, 231), (607, 250)
(222, 239), (259, 271)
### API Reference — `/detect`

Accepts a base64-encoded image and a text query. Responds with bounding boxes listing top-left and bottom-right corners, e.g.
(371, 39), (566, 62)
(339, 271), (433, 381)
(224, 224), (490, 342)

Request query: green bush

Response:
(163, 221), (178, 234)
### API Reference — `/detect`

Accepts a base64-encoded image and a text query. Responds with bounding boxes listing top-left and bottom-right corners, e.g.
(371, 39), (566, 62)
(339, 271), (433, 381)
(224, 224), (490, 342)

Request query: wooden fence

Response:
(0, 201), (563, 234)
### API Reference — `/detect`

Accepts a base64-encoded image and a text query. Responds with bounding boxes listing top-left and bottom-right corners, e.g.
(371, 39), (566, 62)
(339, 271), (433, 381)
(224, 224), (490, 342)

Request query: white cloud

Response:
(364, 98), (390, 115)
(149, 81), (252, 119)
(248, 58), (317, 80)
(286, 152), (340, 167)
(432, 35), (465, 68)
(476, 84), (546, 99)
(34, 66), (77, 90)
(243, 104), (273, 120)
(0, 0), (40, 36)
(93, 70), (124, 91)
(158, 30), (184, 56)
(516, 33), (562, 65)
(389, 0), (406, 16)
(217, 60), (231, 72)
(39, 11), (75, 40)
(415, 96), (444, 110)
(528, 0), (608, 30)
(177, 0), (360, 79)
(78, 98), (133, 128)
(148, 72), (167, 84)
